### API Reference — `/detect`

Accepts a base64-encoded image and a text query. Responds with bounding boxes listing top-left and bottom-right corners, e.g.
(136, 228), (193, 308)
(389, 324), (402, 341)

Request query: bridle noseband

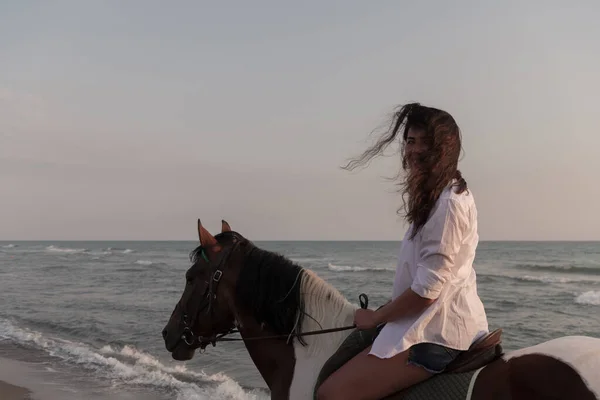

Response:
(178, 233), (370, 351)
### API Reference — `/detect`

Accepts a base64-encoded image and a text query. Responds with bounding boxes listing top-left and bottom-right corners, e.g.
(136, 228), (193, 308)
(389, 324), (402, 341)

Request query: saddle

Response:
(445, 328), (504, 373)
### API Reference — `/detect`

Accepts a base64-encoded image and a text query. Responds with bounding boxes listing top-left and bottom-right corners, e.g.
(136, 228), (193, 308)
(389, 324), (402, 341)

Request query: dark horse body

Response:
(162, 220), (600, 399)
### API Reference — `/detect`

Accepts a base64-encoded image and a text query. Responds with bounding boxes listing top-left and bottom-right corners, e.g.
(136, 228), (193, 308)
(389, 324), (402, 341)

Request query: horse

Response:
(162, 219), (600, 400)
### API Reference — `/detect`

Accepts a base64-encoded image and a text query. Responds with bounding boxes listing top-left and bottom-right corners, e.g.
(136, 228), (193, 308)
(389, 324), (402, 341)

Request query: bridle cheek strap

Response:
(181, 237), (241, 348)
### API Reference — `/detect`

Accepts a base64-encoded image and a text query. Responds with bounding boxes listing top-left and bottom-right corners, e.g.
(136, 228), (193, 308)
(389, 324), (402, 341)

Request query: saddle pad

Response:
(386, 369), (477, 400)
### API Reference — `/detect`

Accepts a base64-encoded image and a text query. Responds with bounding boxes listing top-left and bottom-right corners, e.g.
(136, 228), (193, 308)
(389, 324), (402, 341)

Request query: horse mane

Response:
(232, 236), (357, 349)
(190, 246), (205, 264)
(235, 243), (309, 344)
(189, 238), (302, 339)
(295, 268), (357, 353)
(189, 232), (357, 349)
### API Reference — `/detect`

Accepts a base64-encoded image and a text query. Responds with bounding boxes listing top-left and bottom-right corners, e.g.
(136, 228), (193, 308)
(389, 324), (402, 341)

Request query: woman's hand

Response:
(353, 308), (381, 330)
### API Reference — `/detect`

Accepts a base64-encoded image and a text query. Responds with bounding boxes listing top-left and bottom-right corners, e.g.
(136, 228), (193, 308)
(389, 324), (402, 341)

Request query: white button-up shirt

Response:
(370, 183), (489, 358)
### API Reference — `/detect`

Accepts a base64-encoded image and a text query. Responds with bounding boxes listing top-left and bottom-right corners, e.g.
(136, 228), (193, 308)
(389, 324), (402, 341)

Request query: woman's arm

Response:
(373, 288), (435, 324)
(367, 197), (468, 326)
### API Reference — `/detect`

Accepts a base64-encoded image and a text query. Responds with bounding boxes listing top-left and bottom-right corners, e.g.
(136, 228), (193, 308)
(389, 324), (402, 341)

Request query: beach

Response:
(0, 380), (31, 400)
(0, 356), (44, 400)
(0, 351), (166, 400)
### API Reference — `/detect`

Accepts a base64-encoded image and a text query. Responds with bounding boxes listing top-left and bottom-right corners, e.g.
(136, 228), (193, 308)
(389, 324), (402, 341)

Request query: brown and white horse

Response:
(162, 220), (600, 400)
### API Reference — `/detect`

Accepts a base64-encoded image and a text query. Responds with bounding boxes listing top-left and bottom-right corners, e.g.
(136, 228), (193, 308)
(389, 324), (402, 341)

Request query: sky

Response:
(2, 1), (599, 241)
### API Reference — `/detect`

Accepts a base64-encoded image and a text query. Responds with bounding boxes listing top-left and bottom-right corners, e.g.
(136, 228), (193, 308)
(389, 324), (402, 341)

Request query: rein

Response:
(203, 293), (370, 346)
(193, 293), (371, 353)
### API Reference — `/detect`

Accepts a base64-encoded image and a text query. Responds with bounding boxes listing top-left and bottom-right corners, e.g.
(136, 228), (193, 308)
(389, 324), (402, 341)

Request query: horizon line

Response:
(1, 239), (599, 243)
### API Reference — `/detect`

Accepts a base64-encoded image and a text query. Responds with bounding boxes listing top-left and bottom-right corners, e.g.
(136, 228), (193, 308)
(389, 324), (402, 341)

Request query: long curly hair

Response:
(343, 103), (467, 239)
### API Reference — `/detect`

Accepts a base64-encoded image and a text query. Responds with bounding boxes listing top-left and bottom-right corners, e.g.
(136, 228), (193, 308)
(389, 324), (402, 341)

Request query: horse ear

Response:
(197, 219), (218, 248)
(221, 219), (232, 233)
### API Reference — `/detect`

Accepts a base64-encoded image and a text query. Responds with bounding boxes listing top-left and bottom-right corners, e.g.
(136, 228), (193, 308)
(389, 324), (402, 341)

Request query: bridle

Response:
(178, 233), (369, 351)
(179, 233), (243, 350)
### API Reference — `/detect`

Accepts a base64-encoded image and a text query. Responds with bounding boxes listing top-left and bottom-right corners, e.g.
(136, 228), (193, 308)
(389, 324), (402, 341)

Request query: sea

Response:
(1, 240), (599, 399)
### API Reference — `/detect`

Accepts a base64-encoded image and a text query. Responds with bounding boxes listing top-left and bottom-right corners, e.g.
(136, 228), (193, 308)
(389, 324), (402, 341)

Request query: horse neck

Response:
(288, 268), (358, 399)
(233, 315), (296, 399)
(234, 267), (358, 400)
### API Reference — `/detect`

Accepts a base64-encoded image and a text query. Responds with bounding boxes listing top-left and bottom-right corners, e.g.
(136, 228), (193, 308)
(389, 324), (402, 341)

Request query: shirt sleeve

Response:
(411, 197), (468, 300)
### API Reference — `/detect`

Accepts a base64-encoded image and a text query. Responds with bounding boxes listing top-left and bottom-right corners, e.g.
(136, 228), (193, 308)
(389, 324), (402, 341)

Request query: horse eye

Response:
(186, 277), (193, 284)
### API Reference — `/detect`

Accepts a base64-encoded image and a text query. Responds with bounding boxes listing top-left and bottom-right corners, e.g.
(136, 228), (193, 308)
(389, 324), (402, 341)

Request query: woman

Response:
(317, 103), (489, 400)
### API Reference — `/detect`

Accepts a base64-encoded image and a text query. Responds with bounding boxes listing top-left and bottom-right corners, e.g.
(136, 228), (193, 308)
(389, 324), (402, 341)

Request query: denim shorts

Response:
(407, 342), (463, 374)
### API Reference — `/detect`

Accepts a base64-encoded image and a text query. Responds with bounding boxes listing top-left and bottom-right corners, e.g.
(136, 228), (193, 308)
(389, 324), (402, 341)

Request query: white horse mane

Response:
(286, 268), (360, 399)
(295, 268), (358, 356)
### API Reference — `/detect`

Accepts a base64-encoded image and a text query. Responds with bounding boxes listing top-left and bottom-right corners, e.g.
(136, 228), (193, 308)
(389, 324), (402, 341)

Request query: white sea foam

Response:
(327, 263), (394, 272)
(135, 260), (153, 266)
(1, 244), (16, 248)
(45, 245), (87, 254)
(0, 319), (269, 400)
(123, 249), (135, 254)
(290, 257), (321, 263)
(479, 272), (600, 285)
(89, 250), (113, 256)
(519, 275), (572, 284)
(575, 291), (600, 306)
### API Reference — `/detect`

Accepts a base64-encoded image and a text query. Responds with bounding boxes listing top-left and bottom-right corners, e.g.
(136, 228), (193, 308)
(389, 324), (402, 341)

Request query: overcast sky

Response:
(2, 1), (599, 241)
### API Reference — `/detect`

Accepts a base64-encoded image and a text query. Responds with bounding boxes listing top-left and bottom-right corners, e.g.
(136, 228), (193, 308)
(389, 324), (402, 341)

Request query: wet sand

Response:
(0, 352), (168, 400)
(0, 380), (32, 400)
(0, 355), (65, 400)
(0, 356), (36, 400)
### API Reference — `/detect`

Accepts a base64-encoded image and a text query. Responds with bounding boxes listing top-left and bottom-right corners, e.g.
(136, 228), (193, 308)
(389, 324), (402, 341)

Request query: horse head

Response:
(162, 219), (244, 361)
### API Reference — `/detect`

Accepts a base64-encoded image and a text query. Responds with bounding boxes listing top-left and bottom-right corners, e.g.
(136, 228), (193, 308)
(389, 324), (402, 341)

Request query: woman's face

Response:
(404, 126), (428, 171)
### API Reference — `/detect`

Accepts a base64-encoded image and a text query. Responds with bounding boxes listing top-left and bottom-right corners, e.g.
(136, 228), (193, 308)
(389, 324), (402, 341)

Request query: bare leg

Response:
(316, 344), (432, 400)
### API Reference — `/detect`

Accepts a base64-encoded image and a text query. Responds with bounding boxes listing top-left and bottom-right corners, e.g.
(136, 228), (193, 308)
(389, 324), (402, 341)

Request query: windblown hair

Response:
(344, 103), (467, 239)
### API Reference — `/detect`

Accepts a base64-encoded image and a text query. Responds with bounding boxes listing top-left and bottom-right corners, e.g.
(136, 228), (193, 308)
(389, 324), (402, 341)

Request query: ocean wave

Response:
(135, 260), (153, 266)
(327, 263), (394, 272)
(102, 247), (135, 254)
(89, 250), (113, 256)
(290, 257), (322, 263)
(47, 246), (120, 257)
(45, 245), (87, 254)
(39, 246), (132, 257)
(476, 271), (600, 286)
(517, 263), (600, 275)
(0, 319), (268, 400)
(518, 275), (573, 284)
(575, 291), (600, 306)
(1, 244), (16, 248)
